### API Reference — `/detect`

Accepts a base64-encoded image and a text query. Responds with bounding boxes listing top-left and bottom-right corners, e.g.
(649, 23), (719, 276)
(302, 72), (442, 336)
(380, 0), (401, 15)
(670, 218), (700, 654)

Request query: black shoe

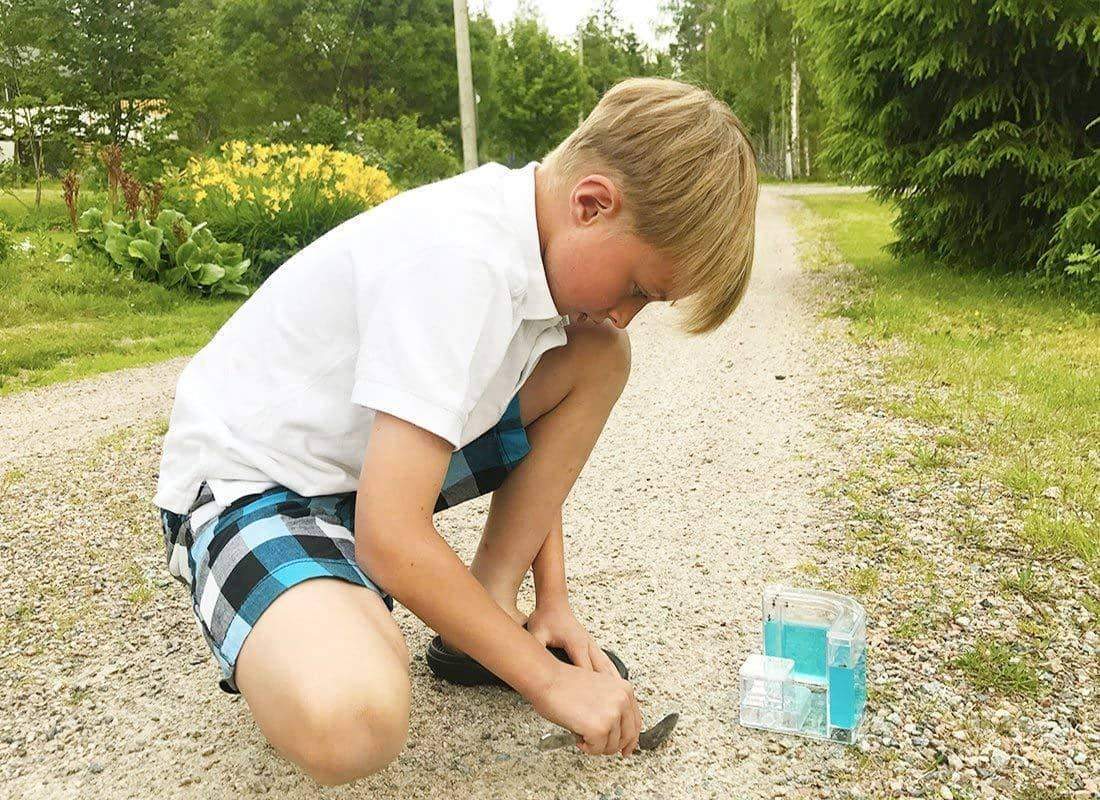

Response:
(424, 621), (629, 690)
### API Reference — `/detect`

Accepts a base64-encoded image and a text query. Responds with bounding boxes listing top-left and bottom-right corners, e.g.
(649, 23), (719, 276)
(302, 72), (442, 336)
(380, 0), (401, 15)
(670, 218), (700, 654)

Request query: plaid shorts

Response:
(157, 393), (531, 695)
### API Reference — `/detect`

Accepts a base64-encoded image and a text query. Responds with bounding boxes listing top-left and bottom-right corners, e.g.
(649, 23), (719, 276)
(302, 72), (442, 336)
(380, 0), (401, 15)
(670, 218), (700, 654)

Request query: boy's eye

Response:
(632, 283), (648, 300)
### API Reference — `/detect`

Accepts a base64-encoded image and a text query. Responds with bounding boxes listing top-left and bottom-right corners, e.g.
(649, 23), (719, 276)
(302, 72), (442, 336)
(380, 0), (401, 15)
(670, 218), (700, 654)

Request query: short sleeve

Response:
(350, 255), (515, 449)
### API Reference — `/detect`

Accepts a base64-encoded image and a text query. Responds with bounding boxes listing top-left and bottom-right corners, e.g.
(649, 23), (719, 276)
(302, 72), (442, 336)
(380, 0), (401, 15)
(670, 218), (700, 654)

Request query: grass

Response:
(0, 185), (70, 230)
(0, 228), (242, 395)
(1000, 565), (1053, 603)
(795, 193), (1099, 565)
(952, 638), (1041, 697)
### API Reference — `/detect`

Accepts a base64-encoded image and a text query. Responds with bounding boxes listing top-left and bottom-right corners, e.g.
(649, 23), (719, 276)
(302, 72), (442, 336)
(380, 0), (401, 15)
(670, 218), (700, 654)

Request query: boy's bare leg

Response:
(442, 320), (631, 649)
(233, 579), (411, 786)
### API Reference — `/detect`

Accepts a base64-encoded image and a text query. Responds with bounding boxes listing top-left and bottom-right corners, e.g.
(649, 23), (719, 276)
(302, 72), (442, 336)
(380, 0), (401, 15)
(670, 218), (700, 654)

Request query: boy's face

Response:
(541, 172), (678, 329)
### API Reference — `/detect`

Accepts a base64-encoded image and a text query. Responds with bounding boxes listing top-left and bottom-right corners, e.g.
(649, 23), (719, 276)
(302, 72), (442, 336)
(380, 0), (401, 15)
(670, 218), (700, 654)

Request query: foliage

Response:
(579, 1), (671, 115)
(0, 219), (10, 262)
(210, 0), (496, 148)
(353, 115), (460, 189)
(287, 105), (353, 149)
(0, 0), (77, 202)
(76, 206), (251, 297)
(176, 141), (398, 277)
(665, 0), (824, 177)
(797, 192), (1098, 563)
(488, 15), (589, 164)
(52, 0), (175, 145)
(0, 229), (242, 396)
(793, 0), (1100, 276)
(1040, 139), (1100, 283)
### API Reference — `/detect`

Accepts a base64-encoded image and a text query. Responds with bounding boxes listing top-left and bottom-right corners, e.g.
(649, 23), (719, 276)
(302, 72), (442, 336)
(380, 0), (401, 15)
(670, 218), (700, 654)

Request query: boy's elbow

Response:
(353, 497), (419, 586)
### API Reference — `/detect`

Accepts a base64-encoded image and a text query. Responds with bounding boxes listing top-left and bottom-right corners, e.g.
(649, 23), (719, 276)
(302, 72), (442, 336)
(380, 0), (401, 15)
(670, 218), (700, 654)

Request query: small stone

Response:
(940, 787), (953, 800)
(1041, 486), (1062, 500)
(88, 762), (104, 774)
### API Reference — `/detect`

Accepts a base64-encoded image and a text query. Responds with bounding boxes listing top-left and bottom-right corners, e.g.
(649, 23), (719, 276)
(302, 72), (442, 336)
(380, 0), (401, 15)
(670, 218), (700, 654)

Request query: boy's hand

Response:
(529, 659), (643, 757)
(525, 598), (623, 678)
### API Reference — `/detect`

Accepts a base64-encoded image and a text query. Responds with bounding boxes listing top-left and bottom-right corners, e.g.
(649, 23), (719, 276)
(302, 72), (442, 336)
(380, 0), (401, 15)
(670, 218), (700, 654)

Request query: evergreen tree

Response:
(794, 0), (1099, 274)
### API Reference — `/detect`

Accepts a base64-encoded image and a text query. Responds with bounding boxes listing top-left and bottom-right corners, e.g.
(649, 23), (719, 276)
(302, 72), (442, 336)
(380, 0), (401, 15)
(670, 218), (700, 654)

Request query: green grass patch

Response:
(953, 638), (1041, 697)
(1014, 785), (1072, 800)
(125, 561), (155, 606)
(0, 229), (242, 395)
(795, 193), (1099, 564)
(1, 467), (27, 492)
(0, 185), (110, 232)
(1000, 565), (1052, 603)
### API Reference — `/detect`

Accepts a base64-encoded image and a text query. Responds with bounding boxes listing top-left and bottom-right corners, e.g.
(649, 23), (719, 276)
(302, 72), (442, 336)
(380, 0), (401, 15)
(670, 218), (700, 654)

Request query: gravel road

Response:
(1, 184), (872, 799)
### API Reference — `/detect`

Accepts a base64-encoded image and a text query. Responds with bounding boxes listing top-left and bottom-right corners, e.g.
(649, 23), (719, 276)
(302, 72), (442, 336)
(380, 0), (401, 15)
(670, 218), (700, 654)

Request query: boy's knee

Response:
(291, 683), (410, 786)
(574, 322), (632, 388)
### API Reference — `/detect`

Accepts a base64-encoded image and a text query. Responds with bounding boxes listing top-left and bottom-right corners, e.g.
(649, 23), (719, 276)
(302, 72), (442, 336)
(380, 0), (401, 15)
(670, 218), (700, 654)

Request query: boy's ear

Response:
(570, 174), (622, 226)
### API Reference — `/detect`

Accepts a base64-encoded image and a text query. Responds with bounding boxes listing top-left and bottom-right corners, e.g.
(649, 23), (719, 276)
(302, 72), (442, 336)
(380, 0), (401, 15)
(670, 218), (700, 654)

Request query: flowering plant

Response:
(176, 142), (399, 277)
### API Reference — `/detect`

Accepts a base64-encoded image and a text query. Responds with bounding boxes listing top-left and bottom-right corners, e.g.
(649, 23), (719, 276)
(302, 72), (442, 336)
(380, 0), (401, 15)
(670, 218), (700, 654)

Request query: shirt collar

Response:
(512, 160), (565, 323)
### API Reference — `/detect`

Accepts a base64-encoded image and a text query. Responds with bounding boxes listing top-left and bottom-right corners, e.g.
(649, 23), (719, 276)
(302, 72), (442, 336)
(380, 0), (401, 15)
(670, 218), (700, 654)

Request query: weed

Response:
(953, 638), (1041, 697)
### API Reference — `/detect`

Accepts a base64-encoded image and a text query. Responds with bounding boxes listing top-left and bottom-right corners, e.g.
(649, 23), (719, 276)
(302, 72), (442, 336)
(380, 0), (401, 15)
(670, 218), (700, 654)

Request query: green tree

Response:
(665, 0), (823, 178)
(159, 0), (258, 148)
(578, 1), (671, 117)
(794, 0), (1099, 274)
(0, 0), (74, 202)
(354, 114), (460, 188)
(487, 14), (588, 164)
(53, 0), (176, 145)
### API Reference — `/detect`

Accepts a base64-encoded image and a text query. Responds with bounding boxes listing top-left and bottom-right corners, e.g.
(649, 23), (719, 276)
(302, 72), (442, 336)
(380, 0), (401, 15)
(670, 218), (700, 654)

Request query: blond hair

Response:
(542, 77), (759, 335)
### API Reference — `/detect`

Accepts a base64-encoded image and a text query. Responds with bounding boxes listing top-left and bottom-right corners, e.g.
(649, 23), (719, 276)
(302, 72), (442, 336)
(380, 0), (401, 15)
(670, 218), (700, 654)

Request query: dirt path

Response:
(0, 185), (866, 799)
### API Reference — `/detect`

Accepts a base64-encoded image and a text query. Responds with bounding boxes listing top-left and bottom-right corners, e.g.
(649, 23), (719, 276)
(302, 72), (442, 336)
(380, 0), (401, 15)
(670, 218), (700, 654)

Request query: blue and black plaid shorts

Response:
(157, 393), (531, 695)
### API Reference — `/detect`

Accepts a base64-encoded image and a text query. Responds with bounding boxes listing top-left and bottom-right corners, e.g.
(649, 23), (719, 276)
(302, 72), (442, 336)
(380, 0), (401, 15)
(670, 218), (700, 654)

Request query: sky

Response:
(474, 0), (674, 50)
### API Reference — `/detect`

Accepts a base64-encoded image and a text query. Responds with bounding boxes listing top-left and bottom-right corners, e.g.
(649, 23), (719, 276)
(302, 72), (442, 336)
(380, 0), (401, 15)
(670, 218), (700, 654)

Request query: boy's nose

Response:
(607, 304), (640, 329)
(606, 296), (648, 329)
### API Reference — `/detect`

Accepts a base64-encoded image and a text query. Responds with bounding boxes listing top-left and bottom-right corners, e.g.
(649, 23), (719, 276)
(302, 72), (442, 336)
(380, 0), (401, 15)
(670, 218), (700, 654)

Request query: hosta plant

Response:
(76, 207), (251, 297)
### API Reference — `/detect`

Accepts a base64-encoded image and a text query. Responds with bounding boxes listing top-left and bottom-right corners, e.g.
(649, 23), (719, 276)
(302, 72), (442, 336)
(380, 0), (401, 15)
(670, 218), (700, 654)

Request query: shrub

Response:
(175, 141), (398, 278)
(794, 0), (1099, 276)
(76, 207), (251, 297)
(353, 115), (461, 189)
(1040, 140), (1100, 284)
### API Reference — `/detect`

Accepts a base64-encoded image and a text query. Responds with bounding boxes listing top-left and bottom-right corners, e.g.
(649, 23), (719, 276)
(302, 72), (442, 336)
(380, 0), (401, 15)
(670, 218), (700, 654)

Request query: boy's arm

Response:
(354, 410), (564, 697)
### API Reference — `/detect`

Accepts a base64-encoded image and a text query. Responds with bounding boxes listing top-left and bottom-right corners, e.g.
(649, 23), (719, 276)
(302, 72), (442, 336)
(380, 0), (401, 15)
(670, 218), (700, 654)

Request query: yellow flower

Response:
(183, 141), (398, 216)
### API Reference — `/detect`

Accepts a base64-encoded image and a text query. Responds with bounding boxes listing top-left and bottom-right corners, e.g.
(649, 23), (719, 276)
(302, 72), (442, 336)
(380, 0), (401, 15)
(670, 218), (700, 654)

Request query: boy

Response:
(154, 77), (757, 785)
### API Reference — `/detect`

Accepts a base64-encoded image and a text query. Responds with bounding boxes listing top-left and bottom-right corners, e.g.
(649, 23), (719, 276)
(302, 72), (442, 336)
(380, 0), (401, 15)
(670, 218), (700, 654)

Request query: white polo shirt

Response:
(153, 161), (568, 515)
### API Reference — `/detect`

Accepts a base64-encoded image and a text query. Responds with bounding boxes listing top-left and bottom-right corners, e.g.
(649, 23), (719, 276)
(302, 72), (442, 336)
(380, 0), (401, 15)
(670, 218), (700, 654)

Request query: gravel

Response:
(2, 183), (1093, 799)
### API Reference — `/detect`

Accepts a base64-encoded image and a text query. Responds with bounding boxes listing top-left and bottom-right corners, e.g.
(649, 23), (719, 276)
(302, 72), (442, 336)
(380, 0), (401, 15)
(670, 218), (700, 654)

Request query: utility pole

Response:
(577, 24), (585, 125)
(452, 0), (478, 171)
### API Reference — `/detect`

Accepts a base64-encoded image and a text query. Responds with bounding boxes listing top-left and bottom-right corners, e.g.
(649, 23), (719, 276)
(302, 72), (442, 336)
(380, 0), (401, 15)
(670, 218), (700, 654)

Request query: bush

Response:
(76, 207), (251, 297)
(1040, 141), (1100, 284)
(795, 0), (1099, 276)
(353, 115), (461, 189)
(174, 141), (398, 278)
